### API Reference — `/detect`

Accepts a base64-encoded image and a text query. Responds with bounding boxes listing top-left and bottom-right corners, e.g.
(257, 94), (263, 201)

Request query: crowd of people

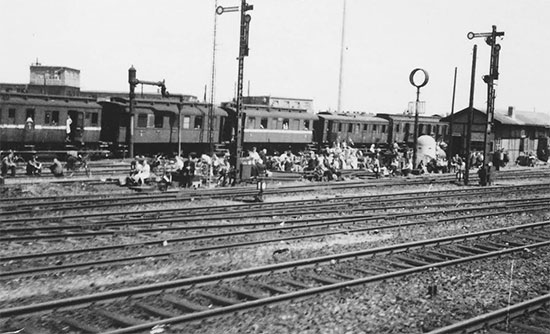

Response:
(0, 150), (86, 178)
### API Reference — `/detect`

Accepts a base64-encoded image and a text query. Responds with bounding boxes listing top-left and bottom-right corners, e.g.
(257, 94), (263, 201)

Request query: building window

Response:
(260, 118), (268, 129)
(382, 125), (386, 133)
(137, 113), (148, 128)
(194, 116), (203, 129)
(91, 112), (99, 126)
(183, 116), (190, 129)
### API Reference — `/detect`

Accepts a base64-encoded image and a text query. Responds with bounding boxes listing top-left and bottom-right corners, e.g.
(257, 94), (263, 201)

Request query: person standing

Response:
(65, 115), (73, 142)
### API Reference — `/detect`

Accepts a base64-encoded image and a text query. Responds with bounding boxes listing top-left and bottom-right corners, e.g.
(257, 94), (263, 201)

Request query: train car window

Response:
(194, 116), (203, 129)
(282, 119), (289, 130)
(86, 112), (91, 119)
(91, 113), (99, 126)
(147, 114), (155, 128)
(303, 120), (310, 130)
(260, 118), (268, 129)
(395, 124), (400, 133)
(363, 124), (368, 131)
(404, 123), (410, 133)
(8, 108), (16, 124)
(52, 111), (59, 125)
(347, 123), (353, 133)
(382, 125), (386, 133)
(137, 113), (148, 128)
(45, 111), (51, 125)
(419, 124), (424, 134)
(373, 124), (377, 132)
(26, 108), (35, 122)
(427, 124), (432, 135)
(154, 114), (164, 128)
(183, 116), (190, 129)
(338, 123), (343, 132)
(434, 125), (439, 135)
(356, 124), (360, 133)
(248, 117), (255, 128)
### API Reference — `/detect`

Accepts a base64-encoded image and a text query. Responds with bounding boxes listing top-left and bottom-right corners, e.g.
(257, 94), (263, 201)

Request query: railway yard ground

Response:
(1, 163), (550, 334)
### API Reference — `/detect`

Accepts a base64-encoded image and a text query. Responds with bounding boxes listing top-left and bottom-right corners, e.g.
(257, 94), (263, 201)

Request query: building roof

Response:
(494, 108), (550, 127)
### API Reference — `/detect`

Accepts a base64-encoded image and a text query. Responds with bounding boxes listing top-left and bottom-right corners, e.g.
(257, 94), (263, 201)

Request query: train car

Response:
(313, 112), (389, 148)
(376, 113), (448, 146)
(0, 92), (102, 150)
(220, 99), (318, 153)
(99, 97), (227, 155)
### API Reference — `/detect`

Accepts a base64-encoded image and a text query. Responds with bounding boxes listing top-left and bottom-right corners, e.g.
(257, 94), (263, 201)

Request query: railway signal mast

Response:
(217, 0), (253, 176)
(467, 25), (504, 167)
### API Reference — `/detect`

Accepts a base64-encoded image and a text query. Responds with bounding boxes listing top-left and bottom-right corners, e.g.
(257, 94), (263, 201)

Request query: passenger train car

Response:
(220, 96), (318, 152)
(0, 92), (102, 150)
(0, 90), (448, 156)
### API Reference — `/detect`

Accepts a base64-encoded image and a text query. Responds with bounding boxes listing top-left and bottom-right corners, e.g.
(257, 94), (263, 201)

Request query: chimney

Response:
(508, 106), (515, 117)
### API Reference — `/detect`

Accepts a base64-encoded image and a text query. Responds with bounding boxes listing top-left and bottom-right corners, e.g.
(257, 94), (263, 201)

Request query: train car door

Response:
(68, 110), (84, 143)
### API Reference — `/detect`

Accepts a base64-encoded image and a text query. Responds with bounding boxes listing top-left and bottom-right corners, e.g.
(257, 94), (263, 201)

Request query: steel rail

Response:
(3, 182), (549, 224)
(2, 221), (549, 332)
(2, 195), (550, 242)
(3, 201), (550, 279)
(426, 293), (550, 333)
(3, 187), (549, 234)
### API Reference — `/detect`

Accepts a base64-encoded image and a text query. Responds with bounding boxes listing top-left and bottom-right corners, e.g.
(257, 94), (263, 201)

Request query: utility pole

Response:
(448, 67), (458, 168)
(464, 45), (477, 186)
(467, 25), (504, 167)
(337, 0), (347, 113)
(216, 1), (253, 176)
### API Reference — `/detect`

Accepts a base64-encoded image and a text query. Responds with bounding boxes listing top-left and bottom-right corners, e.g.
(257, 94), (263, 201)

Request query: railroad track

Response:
(3, 181), (550, 223)
(427, 293), (550, 333)
(2, 191), (550, 281)
(2, 221), (549, 333)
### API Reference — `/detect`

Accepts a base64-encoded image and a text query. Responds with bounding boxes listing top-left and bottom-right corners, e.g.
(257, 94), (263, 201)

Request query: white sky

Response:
(2, 0), (550, 116)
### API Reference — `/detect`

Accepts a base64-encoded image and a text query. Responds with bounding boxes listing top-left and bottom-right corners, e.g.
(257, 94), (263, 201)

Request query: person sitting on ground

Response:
(26, 155), (42, 176)
(1, 151), (17, 177)
(131, 158), (151, 185)
(50, 158), (64, 177)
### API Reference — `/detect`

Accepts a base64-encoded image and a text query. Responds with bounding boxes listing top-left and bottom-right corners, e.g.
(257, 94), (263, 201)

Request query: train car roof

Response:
(99, 99), (227, 117)
(242, 108), (319, 120)
(0, 92), (101, 109)
(317, 112), (388, 123)
(376, 113), (443, 122)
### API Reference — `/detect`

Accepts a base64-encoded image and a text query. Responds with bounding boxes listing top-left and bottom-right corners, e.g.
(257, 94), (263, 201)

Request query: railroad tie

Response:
(134, 302), (178, 318)
(392, 255), (430, 267)
(352, 267), (380, 276)
(163, 295), (208, 312)
(414, 252), (449, 263)
(378, 259), (415, 270)
(254, 282), (291, 295)
(96, 309), (144, 327)
(510, 321), (550, 334)
(280, 278), (311, 289)
(226, 286), (266, 300)
(455, 244), (489, 254)
(322, 269), (357, 280)
(194, 290), (240, 306)
(514, 232), (549, 243)
(306, 273), (342, 285)
(57, 316), (101, 333)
